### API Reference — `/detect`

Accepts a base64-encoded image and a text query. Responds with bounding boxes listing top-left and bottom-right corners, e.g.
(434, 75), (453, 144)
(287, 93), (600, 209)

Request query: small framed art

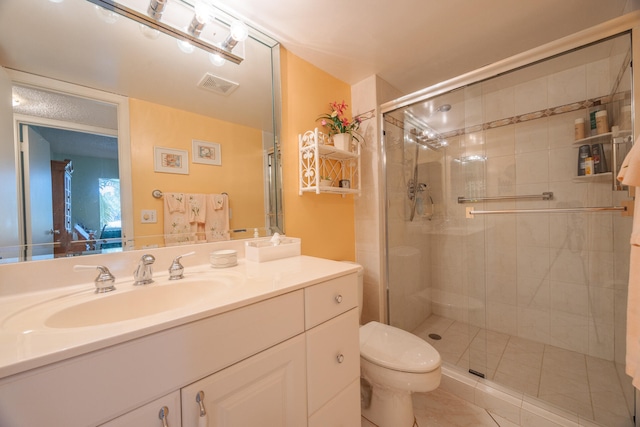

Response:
(154, 146), (189, 174)
(192, 140), (222, 166)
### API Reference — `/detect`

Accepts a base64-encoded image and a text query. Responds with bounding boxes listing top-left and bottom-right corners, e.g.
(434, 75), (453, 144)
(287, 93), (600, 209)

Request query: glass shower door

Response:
(384, 31), (635, 426)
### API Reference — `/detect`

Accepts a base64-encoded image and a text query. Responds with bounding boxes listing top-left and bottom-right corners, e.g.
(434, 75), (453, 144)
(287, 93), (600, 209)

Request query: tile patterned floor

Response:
(411, 315), (634, 427)
(362, 388), (505, 427)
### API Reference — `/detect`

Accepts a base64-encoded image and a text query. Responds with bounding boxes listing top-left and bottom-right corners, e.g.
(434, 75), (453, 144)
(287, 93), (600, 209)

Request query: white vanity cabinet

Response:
(0, 262), (361, 427)
(304, 274), (361, 426)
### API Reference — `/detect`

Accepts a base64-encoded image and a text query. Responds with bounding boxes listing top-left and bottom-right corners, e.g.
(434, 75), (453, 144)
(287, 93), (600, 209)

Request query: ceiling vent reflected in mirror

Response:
(197, 73), (239, 96)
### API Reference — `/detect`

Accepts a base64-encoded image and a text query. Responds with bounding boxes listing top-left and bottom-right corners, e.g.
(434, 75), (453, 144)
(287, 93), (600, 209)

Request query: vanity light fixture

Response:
(189, 0), (215, 37)
(180, 1), (214, 54)
(221, 20), (249, 51)
(188, 14), (206, 37)
(147, 0), (167, 20)
(86, 0), (246, 64)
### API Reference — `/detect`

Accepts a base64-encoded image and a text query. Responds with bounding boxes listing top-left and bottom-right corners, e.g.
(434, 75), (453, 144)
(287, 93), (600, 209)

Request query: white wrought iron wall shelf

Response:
(298, 128), (361, 196)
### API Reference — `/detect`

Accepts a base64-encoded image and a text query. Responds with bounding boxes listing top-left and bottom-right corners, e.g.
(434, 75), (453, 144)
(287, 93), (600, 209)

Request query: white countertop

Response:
(0, 255), (358, 379)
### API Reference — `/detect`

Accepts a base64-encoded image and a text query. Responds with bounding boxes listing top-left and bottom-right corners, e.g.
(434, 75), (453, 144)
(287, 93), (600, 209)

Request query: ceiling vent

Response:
(197, 73), (239, 96)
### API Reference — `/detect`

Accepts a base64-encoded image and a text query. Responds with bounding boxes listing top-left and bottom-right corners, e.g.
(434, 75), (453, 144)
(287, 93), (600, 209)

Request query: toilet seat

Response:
(360, 321), (441, 373)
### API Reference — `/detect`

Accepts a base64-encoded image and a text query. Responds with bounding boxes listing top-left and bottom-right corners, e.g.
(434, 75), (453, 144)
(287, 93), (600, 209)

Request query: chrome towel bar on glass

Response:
(457, 192), (553, 204)
(466, 205), (627, 218)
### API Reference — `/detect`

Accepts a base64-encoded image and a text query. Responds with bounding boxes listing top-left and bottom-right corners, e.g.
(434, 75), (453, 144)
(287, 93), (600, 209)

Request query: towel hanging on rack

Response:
(164, 193), (193, 245)
(163, 193), (230, 246)
(205, 194), (230, 241)
(617, 138), (640, 389)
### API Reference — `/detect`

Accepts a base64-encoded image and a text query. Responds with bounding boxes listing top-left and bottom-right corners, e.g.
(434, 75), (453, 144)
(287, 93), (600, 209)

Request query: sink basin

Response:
(46, 280), (219, 328)
(3, 277), (236, 331)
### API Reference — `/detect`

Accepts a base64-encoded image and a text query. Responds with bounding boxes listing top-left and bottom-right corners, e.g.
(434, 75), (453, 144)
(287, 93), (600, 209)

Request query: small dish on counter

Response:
(210, 249), (238, 268)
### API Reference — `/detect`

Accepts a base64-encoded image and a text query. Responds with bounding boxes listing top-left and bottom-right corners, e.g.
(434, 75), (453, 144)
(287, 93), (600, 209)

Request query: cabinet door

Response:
(181, 334), (307, 427)
(308, 378), (360, 427)
(100, 391), (180, 427)
(306, 308), (360, 415)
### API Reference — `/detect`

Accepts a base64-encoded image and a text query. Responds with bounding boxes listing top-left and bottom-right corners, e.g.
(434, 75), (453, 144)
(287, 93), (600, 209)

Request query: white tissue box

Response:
(245, 237), (301, 262)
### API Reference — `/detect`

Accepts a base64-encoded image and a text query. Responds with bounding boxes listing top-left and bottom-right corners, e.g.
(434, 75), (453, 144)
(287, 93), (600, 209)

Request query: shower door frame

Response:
(379, 10), (640, 426)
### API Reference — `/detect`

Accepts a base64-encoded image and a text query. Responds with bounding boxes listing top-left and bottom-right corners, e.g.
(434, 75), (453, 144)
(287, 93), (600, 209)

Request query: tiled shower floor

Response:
(412, 315), (634, 427)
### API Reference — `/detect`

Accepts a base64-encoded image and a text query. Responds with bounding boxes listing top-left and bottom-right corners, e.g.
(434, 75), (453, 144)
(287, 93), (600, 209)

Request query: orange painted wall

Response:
(280, 48), (355, 260)
(129, 99), (264, 247)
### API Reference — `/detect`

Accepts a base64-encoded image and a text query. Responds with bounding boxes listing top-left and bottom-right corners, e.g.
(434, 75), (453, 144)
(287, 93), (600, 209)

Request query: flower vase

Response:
(332, 133), (352, 152)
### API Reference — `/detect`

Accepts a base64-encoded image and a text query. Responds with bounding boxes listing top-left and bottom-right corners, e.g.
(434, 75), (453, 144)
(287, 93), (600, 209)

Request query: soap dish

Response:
(210, 249), (238, 268)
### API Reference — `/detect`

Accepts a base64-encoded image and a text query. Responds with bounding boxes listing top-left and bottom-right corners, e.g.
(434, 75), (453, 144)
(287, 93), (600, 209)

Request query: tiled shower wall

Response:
(386, 39), (633, 364)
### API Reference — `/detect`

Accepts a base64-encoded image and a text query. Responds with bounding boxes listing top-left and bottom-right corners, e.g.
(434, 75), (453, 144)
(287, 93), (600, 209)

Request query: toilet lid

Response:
(359, 321), (441, 373)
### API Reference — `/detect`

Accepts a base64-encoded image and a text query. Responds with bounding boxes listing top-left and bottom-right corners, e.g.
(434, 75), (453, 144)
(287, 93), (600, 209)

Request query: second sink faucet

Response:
(134, 254), (155, 285)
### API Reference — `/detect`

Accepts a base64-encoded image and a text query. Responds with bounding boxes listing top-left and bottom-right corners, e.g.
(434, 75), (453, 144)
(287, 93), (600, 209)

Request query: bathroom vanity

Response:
(0, 253), (360, 426)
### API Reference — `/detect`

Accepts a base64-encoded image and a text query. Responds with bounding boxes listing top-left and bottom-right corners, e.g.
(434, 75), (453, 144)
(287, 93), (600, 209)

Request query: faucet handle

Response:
(169, 251), (195, 280)
(74, 265), (116, 293)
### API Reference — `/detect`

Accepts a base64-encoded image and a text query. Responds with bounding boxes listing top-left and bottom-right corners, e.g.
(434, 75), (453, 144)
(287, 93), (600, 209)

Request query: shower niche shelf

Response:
(571, 129), (631, 147)
(298, 128), (361, 196)
(572, 127), (633, 184)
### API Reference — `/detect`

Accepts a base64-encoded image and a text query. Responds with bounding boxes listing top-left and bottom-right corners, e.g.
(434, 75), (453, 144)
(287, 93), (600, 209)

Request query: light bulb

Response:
(209, 53), (225, 67)
(95, 5), (118, 24)
(221, 20), (249, 51)
(177, 39), (195, 54)
(229, 20), (249, 42)
(139, 24), (160, 40)
(194, 0), (215, 24)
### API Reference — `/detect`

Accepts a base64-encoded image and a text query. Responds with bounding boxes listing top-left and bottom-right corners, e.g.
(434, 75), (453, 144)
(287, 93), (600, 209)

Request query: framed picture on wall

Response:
(192, 140), (222, 166)
(154, 146), (189, 174)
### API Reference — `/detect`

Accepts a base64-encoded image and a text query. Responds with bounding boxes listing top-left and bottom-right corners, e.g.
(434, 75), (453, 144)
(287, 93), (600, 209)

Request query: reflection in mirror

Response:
(0, 0), (283, 264)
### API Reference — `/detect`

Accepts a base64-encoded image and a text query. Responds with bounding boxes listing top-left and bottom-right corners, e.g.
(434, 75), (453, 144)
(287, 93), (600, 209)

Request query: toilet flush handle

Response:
(335, 294), (343, 303)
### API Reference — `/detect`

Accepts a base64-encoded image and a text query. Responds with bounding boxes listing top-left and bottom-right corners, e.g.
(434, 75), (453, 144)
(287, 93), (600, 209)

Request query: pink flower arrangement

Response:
(317, 101), (363, 142)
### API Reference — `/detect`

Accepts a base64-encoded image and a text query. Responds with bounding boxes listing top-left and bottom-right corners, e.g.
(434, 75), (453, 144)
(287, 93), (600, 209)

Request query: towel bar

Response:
(466, 205), (627, 218)
(458, 192), (553, 203)
(152, 189), (228, 199)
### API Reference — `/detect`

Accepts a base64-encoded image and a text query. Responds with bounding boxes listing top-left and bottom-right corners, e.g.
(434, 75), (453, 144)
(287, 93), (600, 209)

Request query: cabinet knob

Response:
(335, 294), (343, 303)
(337, 353), (345, 363)
(158, 406), (169, 427)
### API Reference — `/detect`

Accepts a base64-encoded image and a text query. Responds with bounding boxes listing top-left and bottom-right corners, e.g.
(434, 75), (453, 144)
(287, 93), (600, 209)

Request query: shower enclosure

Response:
(382, 28), (635, 426)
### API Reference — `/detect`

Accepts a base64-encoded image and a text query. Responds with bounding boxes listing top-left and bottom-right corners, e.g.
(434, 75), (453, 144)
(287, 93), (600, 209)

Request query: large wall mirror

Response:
(0, 0), (283, 263)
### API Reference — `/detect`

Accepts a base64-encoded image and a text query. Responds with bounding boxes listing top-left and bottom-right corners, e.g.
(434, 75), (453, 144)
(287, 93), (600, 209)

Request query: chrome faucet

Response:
(133, 254), (155, 285)
(73, 265), (116, 293)
(168, 251), (195, 280)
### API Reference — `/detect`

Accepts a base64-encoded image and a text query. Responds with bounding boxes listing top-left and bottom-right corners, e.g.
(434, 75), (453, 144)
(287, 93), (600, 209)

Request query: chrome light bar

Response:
(86, 0), (244, 64)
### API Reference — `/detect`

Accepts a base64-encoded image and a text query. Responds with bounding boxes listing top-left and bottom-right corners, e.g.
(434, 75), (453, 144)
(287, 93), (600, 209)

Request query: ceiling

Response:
(1, 0), (638, 133)
(215, 0), (639, 96)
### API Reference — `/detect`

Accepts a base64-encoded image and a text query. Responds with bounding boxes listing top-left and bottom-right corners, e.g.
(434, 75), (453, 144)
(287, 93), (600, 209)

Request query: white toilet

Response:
(351, 263), (441, 427)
